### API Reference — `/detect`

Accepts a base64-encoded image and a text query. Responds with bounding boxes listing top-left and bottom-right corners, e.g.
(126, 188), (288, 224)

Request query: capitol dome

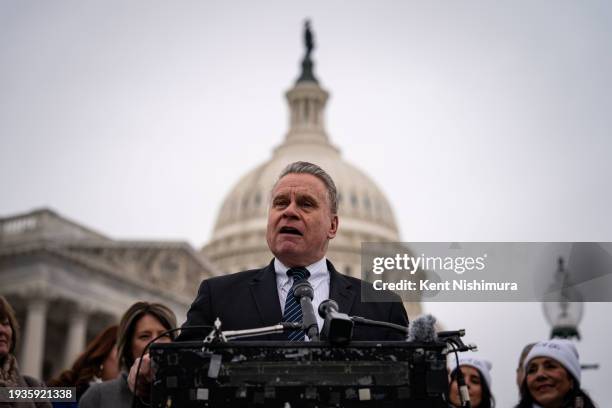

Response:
(202, 24), (421, 318)
(205, 137), (400, 269)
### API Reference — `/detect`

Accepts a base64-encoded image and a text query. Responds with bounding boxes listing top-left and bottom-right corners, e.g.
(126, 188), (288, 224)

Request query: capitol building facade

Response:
(0, 25), (421, 381)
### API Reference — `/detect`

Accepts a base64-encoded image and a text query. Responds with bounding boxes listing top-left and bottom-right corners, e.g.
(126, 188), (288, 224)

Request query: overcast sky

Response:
(1, 1), (611, 405)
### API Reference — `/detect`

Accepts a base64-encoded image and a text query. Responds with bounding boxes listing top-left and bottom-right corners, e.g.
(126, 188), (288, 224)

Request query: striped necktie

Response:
(282, 266), (311, 341)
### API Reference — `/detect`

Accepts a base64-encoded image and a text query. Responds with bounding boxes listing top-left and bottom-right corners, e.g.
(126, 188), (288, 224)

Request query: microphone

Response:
(280, 322), (303, 330)
(437, 329), (465, 339)
(293, 280), (319, 341)
(407, 314), (437, 343)
(455, 366), (472, 408)
(318, 299), (354, 345)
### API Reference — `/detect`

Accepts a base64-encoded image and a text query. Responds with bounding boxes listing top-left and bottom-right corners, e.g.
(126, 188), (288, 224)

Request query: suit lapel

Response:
(249, 260), (283, 326)
(248, 259), (356, 340)
(327, 259), (356, 314)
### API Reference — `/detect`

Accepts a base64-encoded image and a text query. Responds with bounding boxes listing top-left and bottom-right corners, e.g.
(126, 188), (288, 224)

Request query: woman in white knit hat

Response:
(515, 339), (596, 408)
(448, 355), (495, 408)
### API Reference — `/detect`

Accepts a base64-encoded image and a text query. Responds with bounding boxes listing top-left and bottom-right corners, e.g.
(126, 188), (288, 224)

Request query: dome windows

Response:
(350, 192), (358, 209)
(363, 194), (371, 213)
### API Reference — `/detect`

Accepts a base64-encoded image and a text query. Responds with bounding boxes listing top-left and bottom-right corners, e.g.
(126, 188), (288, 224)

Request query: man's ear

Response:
(328, 215), (339, 239)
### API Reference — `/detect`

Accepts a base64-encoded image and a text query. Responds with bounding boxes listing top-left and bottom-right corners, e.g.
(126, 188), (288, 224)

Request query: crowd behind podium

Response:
(0, 296), (598, 408)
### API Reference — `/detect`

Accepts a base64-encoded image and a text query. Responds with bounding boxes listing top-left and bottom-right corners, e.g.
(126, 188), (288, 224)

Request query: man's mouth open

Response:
(279, 226), (303, 236)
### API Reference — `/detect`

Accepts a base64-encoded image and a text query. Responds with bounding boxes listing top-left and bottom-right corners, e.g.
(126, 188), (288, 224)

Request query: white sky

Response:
(1, 1), (611, 405)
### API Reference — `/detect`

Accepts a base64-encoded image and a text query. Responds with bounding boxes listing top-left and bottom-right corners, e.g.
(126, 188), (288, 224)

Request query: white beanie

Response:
(449, 355), (493, 389)
(523, 339), (581, 383)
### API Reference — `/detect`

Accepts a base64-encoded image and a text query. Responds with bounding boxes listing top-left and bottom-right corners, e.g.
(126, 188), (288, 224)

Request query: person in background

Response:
(516, 339), (597, 408)
(48, 325), (119, 406)
(0, 295), (52, 408)
(79, 302), (176, 408)
(448, 355), (495, 408)
(516, 342), (536, 395)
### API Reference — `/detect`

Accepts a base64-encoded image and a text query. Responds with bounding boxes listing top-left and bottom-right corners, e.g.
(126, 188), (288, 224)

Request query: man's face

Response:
(266, 173), (338, 267)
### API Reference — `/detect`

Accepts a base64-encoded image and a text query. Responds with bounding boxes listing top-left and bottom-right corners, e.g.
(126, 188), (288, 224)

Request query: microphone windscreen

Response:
(408, 314), (437, 343)
(293, 280), (314, 300)
(318, 299), (339, 319)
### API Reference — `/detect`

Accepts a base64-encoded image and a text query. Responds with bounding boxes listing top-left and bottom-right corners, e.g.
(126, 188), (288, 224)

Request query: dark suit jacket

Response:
(178, 259), (409, 342)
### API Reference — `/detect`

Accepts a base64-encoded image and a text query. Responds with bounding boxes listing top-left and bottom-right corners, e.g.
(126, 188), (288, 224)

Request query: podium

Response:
(150, 341), (449, 407)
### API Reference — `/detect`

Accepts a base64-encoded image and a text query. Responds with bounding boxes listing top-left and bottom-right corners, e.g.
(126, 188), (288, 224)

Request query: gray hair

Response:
(276, 161), (338, 214)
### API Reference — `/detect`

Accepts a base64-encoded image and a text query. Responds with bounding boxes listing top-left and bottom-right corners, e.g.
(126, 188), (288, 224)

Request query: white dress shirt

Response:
(274, 257), (330, 338)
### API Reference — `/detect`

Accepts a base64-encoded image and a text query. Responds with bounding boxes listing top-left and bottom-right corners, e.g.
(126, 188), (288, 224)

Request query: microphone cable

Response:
(450, 342), (472, 408)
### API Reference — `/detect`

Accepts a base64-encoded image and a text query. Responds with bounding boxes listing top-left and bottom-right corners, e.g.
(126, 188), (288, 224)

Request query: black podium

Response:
(150, 341), (449, 407)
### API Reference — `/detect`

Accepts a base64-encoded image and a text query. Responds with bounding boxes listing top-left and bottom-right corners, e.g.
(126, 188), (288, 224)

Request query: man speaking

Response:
(128, 161), (409, 395)
(179, 161), (408, 341)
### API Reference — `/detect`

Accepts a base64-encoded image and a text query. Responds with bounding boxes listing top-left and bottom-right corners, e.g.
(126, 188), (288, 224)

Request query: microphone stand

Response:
(204, 318), (302, 342)
(224, 323), (303, 341)
(293, 280), (320, 341)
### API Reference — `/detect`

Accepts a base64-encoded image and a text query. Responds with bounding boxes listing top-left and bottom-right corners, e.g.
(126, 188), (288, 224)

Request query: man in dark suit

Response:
(128, 161), (408, 392)
(179, 161), (408, 341)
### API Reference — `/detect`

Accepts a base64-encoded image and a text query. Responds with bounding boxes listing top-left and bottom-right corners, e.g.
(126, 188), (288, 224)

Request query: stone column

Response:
(20, 298), (48, 378)
(62, 306), (89, 369)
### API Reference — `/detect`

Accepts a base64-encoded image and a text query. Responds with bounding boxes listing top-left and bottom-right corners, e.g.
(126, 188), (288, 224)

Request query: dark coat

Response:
(177, 259), (409, 342)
